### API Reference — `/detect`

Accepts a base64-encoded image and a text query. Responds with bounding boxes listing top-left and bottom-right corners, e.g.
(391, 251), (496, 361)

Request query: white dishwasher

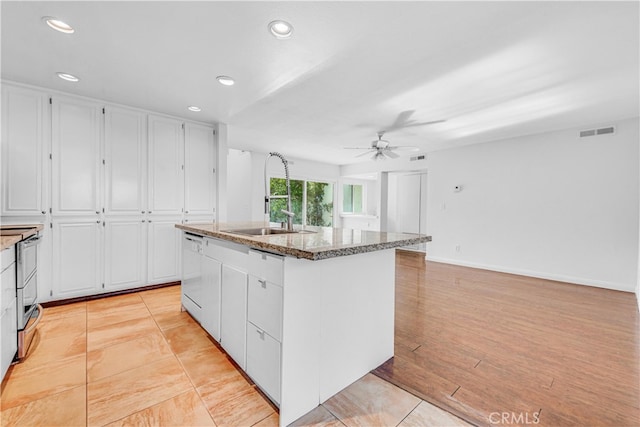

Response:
(181, 233), (203, 322)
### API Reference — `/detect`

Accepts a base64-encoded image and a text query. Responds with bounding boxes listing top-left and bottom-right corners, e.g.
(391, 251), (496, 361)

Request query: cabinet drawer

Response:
(1, 298), (18, 381)
(1, 246), (15, 273)
(248, 250), (283, 285)
(248, 275), (283, 341)
(246, 321), (281, 405)
(0, 263), (16, 312)
(204, 237), (249, 271)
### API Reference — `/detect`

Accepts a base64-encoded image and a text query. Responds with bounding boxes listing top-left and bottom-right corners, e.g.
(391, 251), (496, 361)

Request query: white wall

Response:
(226, 149), (253, 222)
(426, 118), (639, 292)
(637, 119), (640, 310)
(340, 118), (639, 292)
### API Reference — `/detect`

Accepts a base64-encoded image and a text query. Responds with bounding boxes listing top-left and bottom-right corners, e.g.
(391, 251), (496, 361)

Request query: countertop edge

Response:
(0, 225), (44, 251)
(176, 223), (432, 260)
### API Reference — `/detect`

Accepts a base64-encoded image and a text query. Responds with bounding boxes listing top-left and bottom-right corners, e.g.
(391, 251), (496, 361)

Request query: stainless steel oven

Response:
(16, 234), (42, 360)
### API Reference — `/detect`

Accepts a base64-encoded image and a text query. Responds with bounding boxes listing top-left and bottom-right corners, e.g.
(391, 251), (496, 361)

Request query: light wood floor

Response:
(0, 284), (469, 427)
(374, 251), (640, 427)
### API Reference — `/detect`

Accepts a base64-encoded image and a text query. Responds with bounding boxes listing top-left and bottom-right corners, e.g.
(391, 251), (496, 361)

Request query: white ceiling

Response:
(2, 1), (638, 165)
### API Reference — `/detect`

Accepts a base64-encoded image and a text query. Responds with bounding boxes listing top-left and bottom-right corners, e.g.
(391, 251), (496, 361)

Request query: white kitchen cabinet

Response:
(147, 217), (182, 284)
(201, 251), (221, 341)
(1, 85), (48, 216)
(51, 97), (102, 216)
(104, 218), (147, 291)
(184, 123), (215, 216)
(52, 219), (102, 298)
(1, 299), (17, 381)
(148, 115), (183, 216)
(104, 107), (147, 215)
(0, 246), (17, 381)
(247, 321), (281, 404)
(220, 264), (248, 369)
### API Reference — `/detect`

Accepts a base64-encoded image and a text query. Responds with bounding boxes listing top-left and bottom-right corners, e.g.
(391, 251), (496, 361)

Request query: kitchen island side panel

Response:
(316, 248), (395, 402)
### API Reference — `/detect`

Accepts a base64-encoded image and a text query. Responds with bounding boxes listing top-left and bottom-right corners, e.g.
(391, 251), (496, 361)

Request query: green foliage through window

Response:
(270, 178), (333, 227)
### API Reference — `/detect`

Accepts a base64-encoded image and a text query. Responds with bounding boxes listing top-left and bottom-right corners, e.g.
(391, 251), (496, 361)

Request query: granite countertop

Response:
(176, 222), (431, 261)
(0, 224), (44, 251)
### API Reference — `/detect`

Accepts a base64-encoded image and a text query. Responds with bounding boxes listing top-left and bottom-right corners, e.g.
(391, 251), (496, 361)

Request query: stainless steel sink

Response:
(222, 227), (316, 236)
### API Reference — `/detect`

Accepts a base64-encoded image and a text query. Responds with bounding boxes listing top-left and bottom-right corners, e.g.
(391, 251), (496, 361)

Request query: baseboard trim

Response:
(41, 281), (181, 308)
(426, 257), (634, 293)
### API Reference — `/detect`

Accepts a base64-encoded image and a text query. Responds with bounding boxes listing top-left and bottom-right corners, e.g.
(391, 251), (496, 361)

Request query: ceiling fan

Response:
(346, 111), (447, 160)
(344, 131), (417, 161)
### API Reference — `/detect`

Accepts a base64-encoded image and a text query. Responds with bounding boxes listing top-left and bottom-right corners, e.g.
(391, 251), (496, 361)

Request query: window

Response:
(270, 178), (334, 227)
(342, 184), (363, 214)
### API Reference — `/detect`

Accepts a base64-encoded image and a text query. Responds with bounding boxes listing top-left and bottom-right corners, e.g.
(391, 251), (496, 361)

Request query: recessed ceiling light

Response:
(269, 20), (293, 39)
(42, 16), (74, 34)
(187, 106), (201, 112)
(56, 72), (79, 82)
(216, 76), (235, 86)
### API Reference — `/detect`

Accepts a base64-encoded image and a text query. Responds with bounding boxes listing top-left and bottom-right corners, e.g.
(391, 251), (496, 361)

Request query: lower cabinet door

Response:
(1, 299), (18, 381)
(220, 264), (247, 369)
(201, 255), (221, 341)
(52, 219), (102, 298)
(246, 321), (281, 405)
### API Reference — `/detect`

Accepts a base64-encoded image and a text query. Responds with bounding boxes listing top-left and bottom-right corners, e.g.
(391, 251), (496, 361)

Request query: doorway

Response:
(386, 170), (428, 252)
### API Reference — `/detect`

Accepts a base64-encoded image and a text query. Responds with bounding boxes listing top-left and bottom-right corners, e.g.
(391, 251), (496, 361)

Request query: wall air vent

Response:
(410, 155), (426, 161)
(579, 126), (615, 138)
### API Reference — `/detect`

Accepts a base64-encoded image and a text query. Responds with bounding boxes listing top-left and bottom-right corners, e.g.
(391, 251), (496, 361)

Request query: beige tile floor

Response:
(0, 285), (471, 427)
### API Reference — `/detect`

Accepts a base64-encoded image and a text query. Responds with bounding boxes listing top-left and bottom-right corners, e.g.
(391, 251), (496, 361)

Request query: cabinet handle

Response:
(258, 279), (267, 288)
(142, 219), (146, 223)
(141, 210), (145, 214)
(185, 210), (189, 214)
(256, 329), (265, 339)
(148, 211), (152, 214)
(41, 210), (46, 214)
(96, 211), (100, 214)
(148, 220), (152, 223)
(96, 220), (101, 223)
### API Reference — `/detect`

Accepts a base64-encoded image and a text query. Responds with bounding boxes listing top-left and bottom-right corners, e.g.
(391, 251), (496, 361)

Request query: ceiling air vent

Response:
(410, 155), (426, 161)
(579, 126), (615, 138)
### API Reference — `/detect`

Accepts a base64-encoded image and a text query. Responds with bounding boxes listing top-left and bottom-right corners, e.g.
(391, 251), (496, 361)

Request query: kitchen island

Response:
(176, 222), (431, 426)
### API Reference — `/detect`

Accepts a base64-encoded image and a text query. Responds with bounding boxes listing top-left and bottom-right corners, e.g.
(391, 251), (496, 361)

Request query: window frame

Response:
(341, 181), (367, 215)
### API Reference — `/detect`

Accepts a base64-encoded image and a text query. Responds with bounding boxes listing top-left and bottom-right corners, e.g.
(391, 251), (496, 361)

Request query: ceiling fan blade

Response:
(385, 110), (416, 132)
(385, 150), (399, 159)
(356, 150), (376, 158)
(387, 145), (420, 151)
(400, 119), (447, 128)
(344, 147), (373, 150)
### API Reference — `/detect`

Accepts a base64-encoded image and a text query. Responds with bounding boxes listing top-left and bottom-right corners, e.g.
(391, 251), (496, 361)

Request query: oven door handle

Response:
(21, 235), (42, 249)
(24, 304), (43, 336)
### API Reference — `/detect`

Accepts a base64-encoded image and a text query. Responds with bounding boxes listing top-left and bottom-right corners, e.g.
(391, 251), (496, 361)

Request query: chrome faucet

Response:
(264, 152), (294, 231)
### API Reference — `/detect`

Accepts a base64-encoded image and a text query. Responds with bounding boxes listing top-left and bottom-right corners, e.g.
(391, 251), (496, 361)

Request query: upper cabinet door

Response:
(51, 97), (102, 216)
(148, 115), (184, 215)
(184, 123), (215, 216)
(1, 85), (47, 216)
(104, 107), (147, 215)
